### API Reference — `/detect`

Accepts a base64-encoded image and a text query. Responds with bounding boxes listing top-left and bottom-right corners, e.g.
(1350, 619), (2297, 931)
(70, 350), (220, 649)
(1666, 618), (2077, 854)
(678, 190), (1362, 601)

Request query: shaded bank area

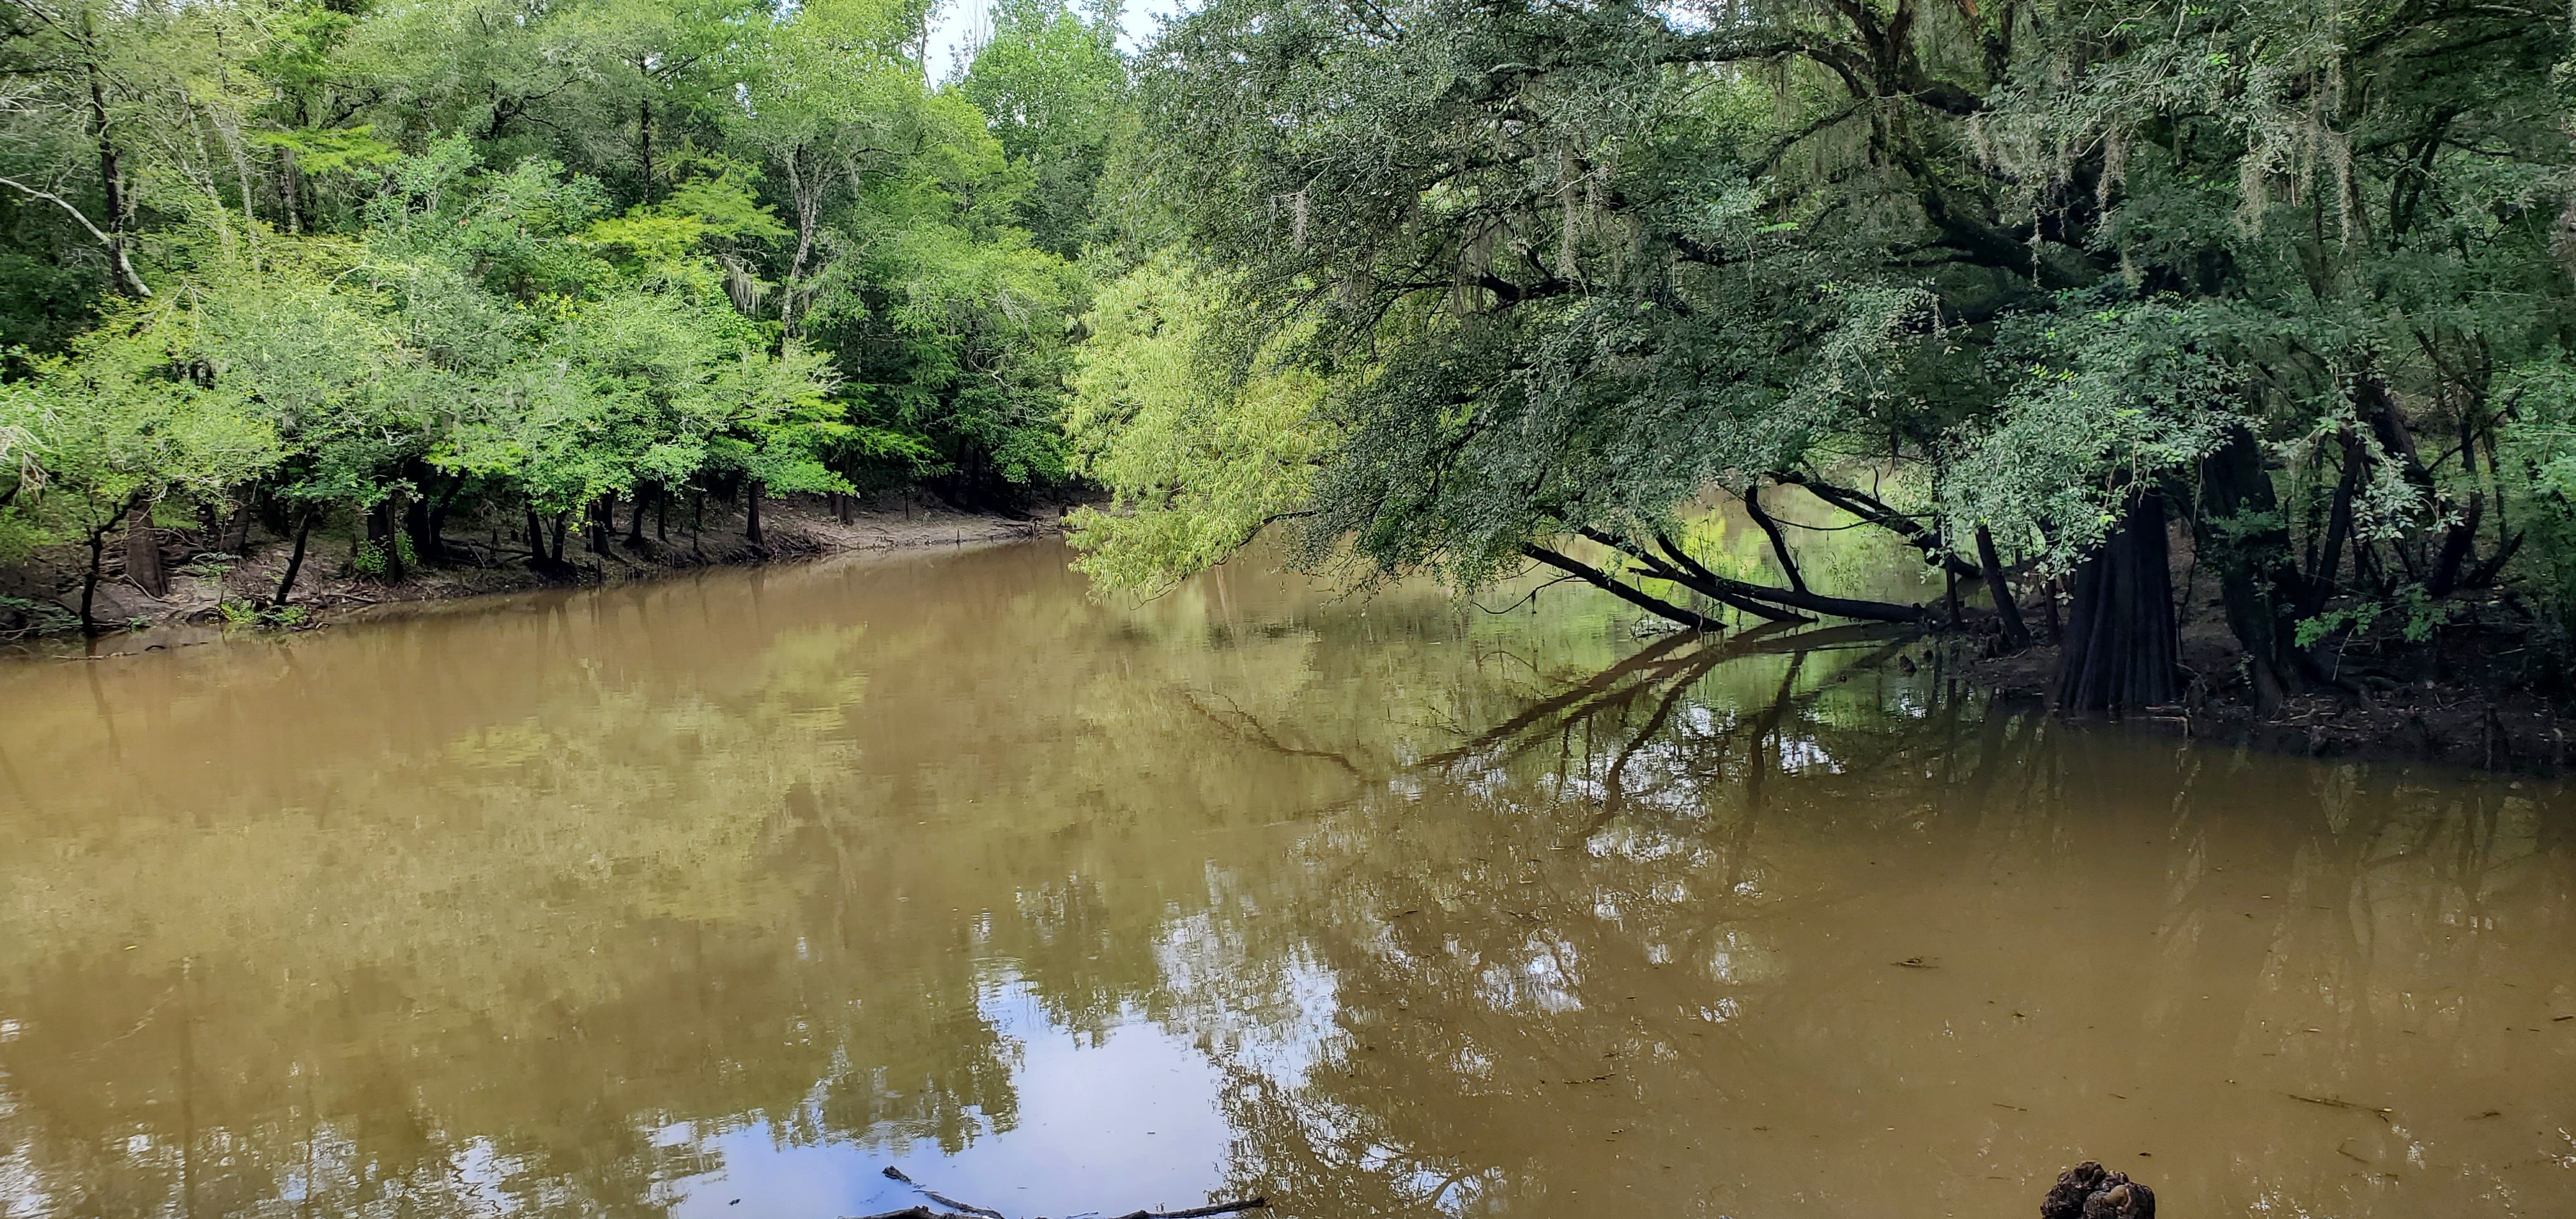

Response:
(0, 539), (2567, 1218)
(0, 493), (1062, 643)
(1966, 613), (2574, 776)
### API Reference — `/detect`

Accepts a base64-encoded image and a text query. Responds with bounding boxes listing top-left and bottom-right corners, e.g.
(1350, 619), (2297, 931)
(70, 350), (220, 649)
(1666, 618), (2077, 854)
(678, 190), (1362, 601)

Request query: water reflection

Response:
(0, 540), (2568, 1218)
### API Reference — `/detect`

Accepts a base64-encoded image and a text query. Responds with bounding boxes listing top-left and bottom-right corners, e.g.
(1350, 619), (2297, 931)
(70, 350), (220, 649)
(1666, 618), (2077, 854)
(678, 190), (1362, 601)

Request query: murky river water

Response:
(1, 539), (2572, 1218)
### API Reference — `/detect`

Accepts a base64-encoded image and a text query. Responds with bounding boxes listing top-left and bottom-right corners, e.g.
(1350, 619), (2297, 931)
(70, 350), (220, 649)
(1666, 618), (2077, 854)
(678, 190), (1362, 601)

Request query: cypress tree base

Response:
(2056, 494), (2182, 714)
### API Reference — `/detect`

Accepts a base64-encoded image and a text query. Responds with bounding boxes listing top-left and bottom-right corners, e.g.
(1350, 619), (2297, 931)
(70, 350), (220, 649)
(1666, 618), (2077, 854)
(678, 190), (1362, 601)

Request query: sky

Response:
(923, 0), (1190, 80)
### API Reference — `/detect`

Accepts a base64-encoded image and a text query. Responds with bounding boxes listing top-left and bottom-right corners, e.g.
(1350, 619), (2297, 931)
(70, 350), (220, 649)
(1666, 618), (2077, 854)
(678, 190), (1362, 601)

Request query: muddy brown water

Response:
(0, 539), (2571, 1218)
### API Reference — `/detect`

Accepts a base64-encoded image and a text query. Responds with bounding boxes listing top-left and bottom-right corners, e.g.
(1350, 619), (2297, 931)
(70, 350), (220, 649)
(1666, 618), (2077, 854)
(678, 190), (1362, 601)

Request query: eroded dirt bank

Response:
(0, 494), (1064, 646)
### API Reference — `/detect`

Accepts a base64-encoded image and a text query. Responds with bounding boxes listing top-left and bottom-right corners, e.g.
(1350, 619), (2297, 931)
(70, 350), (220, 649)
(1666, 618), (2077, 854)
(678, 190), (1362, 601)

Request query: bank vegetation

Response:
(6, 0), (2576, 737)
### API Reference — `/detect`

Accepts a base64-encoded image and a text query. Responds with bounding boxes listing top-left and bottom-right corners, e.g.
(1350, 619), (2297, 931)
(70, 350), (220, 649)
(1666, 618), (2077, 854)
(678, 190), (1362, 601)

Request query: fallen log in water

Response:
(859, 1166), (1267, 1219)
(860, 1160), (2141, 1219)
(853, 1202), (1266, 1219)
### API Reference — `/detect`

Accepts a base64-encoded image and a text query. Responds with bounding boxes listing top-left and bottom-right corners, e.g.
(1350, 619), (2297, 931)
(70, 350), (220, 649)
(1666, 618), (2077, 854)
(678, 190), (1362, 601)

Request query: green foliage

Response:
(1050, 0), (2576, 689)
(958, 0), (1132, 257)
(1064, 256), (1330, 590)
(0, 0), (1112, 604)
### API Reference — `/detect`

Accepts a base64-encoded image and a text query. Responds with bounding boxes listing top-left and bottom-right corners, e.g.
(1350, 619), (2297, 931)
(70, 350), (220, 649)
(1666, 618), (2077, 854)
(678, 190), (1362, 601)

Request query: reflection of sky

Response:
(667, 979), (1238, 1218)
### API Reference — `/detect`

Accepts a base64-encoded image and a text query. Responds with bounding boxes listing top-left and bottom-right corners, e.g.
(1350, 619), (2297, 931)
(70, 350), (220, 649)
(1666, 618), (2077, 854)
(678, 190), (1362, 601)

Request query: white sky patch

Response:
(926, 0), (1192, 83)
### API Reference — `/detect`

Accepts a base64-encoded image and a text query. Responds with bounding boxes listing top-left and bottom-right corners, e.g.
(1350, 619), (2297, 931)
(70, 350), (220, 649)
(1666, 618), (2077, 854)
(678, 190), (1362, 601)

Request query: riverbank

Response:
(1959, 595), (2573, 774)
(0, 493), (1064, 643)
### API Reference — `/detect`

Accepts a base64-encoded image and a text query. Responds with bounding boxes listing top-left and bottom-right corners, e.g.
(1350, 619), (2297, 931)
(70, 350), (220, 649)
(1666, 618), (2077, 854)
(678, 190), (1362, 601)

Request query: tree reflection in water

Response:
(0, 541), (2567, 1218)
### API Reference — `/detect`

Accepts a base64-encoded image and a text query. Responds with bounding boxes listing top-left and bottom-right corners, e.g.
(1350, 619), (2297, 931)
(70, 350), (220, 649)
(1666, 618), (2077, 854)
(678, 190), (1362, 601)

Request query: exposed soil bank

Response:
(1959, 598), (2572, 775)
(0, 493), (1063, 647)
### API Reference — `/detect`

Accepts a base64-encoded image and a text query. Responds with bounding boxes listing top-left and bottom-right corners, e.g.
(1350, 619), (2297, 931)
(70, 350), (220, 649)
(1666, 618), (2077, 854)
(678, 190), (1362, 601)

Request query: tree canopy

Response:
(1062, 0), (2576, 710)
(0, 0), (1130, 625)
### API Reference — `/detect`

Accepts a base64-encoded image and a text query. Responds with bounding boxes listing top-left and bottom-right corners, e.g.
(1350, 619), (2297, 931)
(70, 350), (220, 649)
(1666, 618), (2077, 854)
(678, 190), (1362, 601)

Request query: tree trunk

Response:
(1520, 543), (1723, 631)
(1740, 485), (1808, 592)
(125, 503), (166, 598)
(222, 494), (255, 554)
(79, 514), (118, 634)
(627, 484), (650, 548)
(744, 481), (765, 546)
(2301, 430), (2365, 618)
(365, 498), (404, 582)
(1638, 532), (1811, 623)
(589, 493), (615, 555)
(525, 507), (548, 571)
(272, 510), (314, 609)
(1974, 524), (2030, 648)
(404, 493), (434, 567)
(1777, 472), (1983, 579)
(2055, 493), (2182, 714)
(637, 96), (655, 203)
(2427, 492), (2482, 597)
(1942, 523), (1963, 627)
(656, 489), (669, 542)
(88, 72), (148, 298)
(2198, 428), (2315, 714)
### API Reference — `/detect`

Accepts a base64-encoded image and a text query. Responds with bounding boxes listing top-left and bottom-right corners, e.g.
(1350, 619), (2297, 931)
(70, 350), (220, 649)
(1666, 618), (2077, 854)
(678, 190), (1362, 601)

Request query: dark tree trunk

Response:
(222, 494), (255, 554)
(2428, 492), (2483, 597)
(365, 498), (404, 582)
(404, 493), (434, 566)
(2198, 428), (2315, 714)
(744, 481), (765, 546)
(273, 510), (314, 609)
(2301, 430), (2365, 618)
(1641, 532), (1809, 623)
(1777, 472), (1983, 579)
(2055, 493), (2182, 714)
(627, 484), (650, 548)
(1740, 485), (1808, 592)
(1974, 524), (2030, 648)
(430, 474), (465, 561)
(589, 494), (615, 555)
(1576, 527), (1920, 623)
(1942, 523), (1963, 627)
(549, 512), (569, 563)
(1520, 544), (1723, 631)
(79, 512), (121, 633)
(525, 507), (548, 569)
(125, 503), (166, 598)
(656, 489), (669, 542)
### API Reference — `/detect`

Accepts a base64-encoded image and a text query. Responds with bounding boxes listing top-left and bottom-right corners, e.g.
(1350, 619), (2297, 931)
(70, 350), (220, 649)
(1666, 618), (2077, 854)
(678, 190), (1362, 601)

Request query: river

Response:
(0, 539), (2569, 1218)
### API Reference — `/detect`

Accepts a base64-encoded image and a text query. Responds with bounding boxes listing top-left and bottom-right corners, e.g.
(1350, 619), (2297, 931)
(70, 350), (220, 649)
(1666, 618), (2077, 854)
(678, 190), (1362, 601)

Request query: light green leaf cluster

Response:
(1064, 256), (1332, 592)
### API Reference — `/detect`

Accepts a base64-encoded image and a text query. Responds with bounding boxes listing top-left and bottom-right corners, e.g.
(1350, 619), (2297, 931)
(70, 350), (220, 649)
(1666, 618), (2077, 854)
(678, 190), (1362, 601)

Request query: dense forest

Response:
(0, 0), (1124, 626)
(5, 0), (2576, 722)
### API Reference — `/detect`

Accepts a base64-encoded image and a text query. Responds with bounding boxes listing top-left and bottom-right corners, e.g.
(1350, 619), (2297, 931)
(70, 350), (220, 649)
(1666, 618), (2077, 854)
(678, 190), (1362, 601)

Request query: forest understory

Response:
(0, 493), (1064, 645)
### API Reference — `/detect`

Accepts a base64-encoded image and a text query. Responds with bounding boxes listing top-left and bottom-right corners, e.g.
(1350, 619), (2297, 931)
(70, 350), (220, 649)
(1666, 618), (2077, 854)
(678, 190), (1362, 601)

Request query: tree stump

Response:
(2040, 1162), (2154, 1219)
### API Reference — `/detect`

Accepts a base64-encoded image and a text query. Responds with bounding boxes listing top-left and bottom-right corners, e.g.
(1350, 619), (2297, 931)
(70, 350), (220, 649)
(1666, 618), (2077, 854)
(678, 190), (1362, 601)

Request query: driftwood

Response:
(862, 1158), (2136, 1219)
(861, 1166), (1267, 1219)
(852, 1202), (1266, 1219)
